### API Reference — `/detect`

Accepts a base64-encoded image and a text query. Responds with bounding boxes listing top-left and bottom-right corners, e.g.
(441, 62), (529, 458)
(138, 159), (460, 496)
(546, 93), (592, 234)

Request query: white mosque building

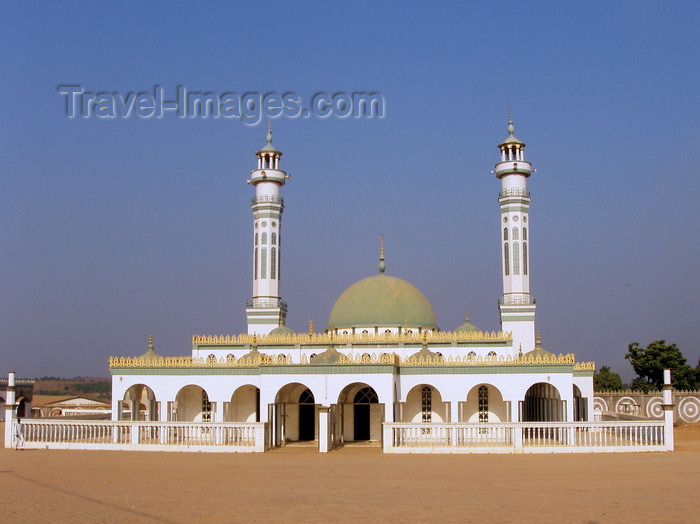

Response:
(108, 119), (598, 451)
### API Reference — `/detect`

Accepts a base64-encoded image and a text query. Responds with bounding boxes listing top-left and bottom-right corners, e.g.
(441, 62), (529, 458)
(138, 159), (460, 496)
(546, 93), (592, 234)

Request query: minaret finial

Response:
(508, 108), (514, 136)
(465, 308), (469, 322)
(309, 319), (314, 335)
(266, 119), (273, 144)
(379, 235), (386, 274)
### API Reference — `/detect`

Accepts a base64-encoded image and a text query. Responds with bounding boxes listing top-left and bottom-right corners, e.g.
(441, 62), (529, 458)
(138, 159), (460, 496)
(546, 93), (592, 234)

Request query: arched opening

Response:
(227, 385), (260, 422)
(298, 389), (316, 441)
(401, 384), (446, 423)
(522, 383), (563, 422)
(573, 385), (586, 421)
(353, 388), (378, 440)
(174, 385), (211, 422)
(463, 384), (507, 423)
(122, 384), (158, 421)
(274, 383), (316, 443)
(336, 383), (380, 442)
(16, 397), (27, 418)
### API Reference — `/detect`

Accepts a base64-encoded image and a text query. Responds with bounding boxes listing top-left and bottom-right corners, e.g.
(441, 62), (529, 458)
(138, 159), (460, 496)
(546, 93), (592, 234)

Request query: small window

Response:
(261, 248), (267, 278)
(487, 351), (496, 357)
(299, 389), (314, 404)
(523, 227), (527, 241)
(478, 385), (489, 423)
(354, 387), (378, 404)
(271, 232), (277, 245)
(201, 390), (212, 423)
(261, 232), (267, 245)
(504, 243), (510, 276)
(513, 242), (520, 275)
(468, 351), (476, 359)
(421, 386), (432, 423)
(512, 227), (519, 240)
(271, 247), (277, 279)
(503, 227), (508, 241)
(523, 242), (528, 276)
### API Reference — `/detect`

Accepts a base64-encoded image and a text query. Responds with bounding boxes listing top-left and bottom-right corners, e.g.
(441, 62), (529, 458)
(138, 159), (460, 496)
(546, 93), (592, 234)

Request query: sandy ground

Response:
(1, 423), (697, 523)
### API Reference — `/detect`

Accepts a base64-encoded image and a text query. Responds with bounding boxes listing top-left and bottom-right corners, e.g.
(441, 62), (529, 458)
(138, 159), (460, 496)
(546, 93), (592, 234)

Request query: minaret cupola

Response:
(494, 112), (532, 180)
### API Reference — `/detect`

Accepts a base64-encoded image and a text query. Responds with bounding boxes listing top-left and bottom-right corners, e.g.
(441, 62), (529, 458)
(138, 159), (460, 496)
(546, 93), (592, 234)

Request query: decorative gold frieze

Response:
(191, 330), (512, 346)
(110, 350), (588, 369)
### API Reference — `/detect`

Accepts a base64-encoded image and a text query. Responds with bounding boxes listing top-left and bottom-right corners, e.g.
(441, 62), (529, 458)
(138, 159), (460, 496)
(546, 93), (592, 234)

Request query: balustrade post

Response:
(4, 372), (16, 448)
(131, 423), (139, 446)
(513, 423), (523, 450)
(663, 369), (674, 451)
(318, 407), (330, 453)
(382, 423), (393, 452)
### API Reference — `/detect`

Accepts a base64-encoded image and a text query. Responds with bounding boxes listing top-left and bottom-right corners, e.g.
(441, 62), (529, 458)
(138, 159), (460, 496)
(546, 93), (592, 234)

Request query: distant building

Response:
(32, 395), (111, 419)
(0, 377), (33, 421)
(110, 119), (596, 451)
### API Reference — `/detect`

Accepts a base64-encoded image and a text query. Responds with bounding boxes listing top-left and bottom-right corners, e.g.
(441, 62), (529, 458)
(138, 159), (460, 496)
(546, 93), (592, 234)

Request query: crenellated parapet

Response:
(110, 350), (590, 369)
(192, 330), (512, 346)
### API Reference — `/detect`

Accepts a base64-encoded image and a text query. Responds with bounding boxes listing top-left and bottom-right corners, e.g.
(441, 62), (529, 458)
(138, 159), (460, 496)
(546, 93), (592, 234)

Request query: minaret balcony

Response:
(248, 169), (287, 185)
(252, 195), (284, 205)
(494, 160), (532, 178)
(499, 188), (530, 198)
(499, 296), (536, 306)
(246, 298), (288, 311)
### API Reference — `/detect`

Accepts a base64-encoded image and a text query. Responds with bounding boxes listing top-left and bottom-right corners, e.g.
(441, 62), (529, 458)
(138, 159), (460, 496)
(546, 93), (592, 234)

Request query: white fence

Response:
(382, 421), (669, 453)
(10, 420), (268, 453)
(7, 420), (670, 454)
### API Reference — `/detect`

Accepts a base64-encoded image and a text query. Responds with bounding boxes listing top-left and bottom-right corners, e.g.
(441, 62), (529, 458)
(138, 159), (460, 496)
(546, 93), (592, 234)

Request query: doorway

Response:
(298, 388), (315, 441)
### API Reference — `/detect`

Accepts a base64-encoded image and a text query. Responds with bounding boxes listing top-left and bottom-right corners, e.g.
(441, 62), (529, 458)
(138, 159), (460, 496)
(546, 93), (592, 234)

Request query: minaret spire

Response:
(379, 235), (386, 274)
(495, 112), (536, 354)
(245, 126), (290, 335)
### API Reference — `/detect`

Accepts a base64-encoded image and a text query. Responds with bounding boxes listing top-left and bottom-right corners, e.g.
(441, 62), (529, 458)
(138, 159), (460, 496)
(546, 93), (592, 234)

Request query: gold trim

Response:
(110, 351), (591, 369)
(191, 330), (512, 346)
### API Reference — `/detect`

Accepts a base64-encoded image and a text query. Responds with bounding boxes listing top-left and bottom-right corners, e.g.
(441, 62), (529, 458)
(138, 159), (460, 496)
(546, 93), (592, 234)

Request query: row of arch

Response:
(120, 382), (583, 443)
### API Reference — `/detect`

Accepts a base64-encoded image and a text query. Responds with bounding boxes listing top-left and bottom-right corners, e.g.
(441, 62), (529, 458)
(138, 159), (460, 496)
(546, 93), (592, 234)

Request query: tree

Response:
(625, 340), (695, 391)
(594, 366), (623, 391)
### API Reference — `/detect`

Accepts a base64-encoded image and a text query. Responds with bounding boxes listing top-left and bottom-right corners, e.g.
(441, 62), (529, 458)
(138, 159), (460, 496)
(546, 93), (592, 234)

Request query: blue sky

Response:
(1, 2), (698, 380)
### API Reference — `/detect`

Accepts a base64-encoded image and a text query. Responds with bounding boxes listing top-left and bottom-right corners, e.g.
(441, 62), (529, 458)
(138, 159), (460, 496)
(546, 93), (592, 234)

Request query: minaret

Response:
(246, 122), (290, 335)
(495, 113), (536, 354)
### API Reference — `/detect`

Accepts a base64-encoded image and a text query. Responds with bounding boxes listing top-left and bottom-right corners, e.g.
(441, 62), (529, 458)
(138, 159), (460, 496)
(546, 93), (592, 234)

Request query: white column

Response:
(450, 400), (460, 423)
(4, 372), (17, 448)
(663, 369), (674, 451)
(213, 401), (224, 423)
(318, 407), (330, 453)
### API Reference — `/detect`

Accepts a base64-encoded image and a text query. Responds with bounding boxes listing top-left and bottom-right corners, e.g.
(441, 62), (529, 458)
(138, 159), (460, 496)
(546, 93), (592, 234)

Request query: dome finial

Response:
(309, 319), (314, 335)
(266, 118), (273, 145)
(379, 235), (386, 274)
(148, 333), (153, 350)
(508, 108), (514, 136)
(465, 308), (469, 322)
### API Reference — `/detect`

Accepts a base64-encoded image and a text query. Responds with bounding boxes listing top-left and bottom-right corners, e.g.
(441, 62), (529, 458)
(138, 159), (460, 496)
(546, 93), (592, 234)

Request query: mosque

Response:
(109, 119), (596, 451)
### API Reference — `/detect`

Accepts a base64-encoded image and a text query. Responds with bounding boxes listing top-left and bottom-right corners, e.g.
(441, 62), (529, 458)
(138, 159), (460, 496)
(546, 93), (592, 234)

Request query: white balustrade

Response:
(14, 420), (268, 452)
(383, 421), (667, 453)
